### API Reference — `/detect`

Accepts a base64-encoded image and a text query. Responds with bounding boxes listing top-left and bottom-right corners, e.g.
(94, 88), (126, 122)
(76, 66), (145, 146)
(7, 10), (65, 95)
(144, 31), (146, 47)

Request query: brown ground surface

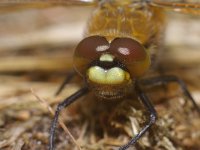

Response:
(0, 4), (200, 150)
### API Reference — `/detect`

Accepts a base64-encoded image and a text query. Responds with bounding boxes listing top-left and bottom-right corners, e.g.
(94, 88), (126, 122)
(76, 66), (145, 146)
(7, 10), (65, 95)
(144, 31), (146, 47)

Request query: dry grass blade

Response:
(31, 88), (82, 150)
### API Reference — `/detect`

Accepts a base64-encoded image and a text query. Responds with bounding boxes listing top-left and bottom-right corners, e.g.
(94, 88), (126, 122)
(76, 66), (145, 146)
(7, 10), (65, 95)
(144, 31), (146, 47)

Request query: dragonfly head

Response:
(73, 36), (150, 99)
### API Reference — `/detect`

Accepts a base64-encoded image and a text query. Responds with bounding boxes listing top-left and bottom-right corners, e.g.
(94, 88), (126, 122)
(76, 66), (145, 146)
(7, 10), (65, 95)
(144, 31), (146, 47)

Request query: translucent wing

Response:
(0, 0), (98, 13)
(0, 0), (97, 5)
(150, 0), (200, 14)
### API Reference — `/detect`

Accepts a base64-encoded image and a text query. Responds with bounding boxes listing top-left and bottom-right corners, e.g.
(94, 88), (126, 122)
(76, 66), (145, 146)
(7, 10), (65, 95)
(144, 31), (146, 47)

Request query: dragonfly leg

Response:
(49, 86), (89, 150)
(140, 75), (200, 113)
(119, 81), (157, 150)
(55, 70), (76, 96)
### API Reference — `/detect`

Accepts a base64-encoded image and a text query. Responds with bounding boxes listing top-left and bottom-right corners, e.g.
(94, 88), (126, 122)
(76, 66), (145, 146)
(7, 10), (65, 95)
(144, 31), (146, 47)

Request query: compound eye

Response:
(110, 37), (146, 62)
(73, 36), (109, 76)
(110, 38), (150, 77)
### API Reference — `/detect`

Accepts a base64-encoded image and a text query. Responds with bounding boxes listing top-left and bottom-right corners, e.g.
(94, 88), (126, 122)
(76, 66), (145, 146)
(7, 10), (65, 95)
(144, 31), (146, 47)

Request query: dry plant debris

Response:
(0, 5), (199, 150)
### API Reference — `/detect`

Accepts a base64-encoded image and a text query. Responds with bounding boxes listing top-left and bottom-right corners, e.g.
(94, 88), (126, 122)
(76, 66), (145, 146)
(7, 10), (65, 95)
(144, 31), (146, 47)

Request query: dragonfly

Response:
(1, 0), (200, 150)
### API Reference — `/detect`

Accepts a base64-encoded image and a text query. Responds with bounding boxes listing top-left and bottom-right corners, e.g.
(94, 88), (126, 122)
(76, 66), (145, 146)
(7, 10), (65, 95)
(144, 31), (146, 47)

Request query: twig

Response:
(0, 56), (72, 72)
(31, 88), (82, 150)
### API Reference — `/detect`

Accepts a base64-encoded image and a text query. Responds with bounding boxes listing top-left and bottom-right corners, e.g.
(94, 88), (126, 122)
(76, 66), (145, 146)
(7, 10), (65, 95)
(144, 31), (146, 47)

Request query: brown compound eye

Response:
(73, 36), (109, 76)
(109, 38), (150, 77)
(110, 38), (146, 62)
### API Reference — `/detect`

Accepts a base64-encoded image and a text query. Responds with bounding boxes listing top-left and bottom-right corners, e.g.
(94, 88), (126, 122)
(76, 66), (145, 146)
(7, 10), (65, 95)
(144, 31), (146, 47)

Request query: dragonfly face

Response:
(72, 0), (157, 100)
(73, 35), (150, 99)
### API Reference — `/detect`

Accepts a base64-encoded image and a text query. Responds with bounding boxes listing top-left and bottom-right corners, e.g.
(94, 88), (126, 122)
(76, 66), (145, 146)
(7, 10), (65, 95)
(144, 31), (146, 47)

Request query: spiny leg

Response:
(55, 70), (76, 96)
(119, 81), (157, 150)
(49, 86), (89, 150)
(140, 75), (200, 113)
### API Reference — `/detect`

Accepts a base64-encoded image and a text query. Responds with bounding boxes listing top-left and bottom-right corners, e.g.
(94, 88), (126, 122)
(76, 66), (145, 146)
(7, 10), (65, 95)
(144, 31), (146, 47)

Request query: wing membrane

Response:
(0, 0), (98, 13)
(151, 0), (200, 14)
(0, 0), (97, 5)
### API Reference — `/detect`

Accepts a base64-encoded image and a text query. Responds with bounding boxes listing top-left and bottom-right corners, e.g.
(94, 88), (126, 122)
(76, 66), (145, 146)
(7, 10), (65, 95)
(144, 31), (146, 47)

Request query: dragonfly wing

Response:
(0, 0), (97, 5)
(0, 0), (98, 13)
(150, 0), (200, 14)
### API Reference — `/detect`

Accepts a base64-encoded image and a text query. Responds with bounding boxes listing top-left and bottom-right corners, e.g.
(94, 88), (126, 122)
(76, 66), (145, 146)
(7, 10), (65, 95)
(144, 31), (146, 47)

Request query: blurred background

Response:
(0, 2), (199, 150)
